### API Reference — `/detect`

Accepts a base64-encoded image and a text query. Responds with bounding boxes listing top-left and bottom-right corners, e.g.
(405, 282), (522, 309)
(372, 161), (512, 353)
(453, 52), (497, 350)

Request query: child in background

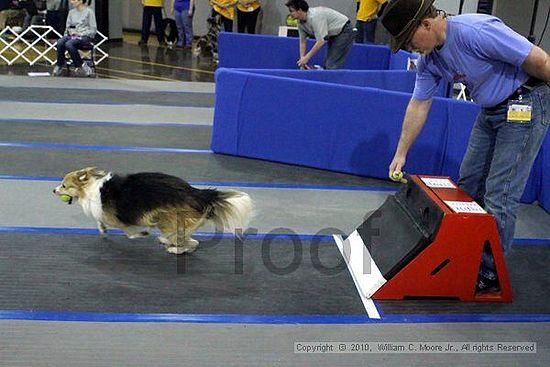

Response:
(52, 0), (96, 77)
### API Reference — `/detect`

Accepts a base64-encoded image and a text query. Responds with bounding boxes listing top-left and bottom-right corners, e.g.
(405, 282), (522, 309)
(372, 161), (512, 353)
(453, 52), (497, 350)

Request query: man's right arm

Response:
(389, 97), (432, 179)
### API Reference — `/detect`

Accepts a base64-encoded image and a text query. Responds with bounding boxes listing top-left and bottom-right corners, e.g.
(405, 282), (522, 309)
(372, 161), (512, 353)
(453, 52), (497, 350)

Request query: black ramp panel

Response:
(0, 233), (365, 315)
(357, 197), (427, 279)
(356, 179), (445, 280)
(394, 178), (444, 239)
(378, 246), (550, 314)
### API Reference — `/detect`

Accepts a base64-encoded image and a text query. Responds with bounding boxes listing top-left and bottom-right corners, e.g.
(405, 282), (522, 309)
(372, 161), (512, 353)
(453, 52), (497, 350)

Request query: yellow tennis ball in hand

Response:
(391, 171), (403, 181)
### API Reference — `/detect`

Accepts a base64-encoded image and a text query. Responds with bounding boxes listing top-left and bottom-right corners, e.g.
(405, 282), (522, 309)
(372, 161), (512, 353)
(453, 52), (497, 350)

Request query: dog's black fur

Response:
(99, 172), (224, 225)
(163, 18), (178, 44)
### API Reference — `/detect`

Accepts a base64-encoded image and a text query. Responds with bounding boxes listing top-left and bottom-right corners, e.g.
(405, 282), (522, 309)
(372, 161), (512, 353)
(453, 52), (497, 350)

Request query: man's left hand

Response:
(297, 55), (310, 68)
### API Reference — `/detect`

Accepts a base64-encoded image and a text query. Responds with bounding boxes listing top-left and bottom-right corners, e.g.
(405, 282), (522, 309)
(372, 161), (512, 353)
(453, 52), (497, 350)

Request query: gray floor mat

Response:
(0, 101), (214, 125)
(0, 87), (214, 107)
(0, 146), (395, 188)
(0, 232), (546, 316)
(0, 75), (215, 93)
(0, 232), (364, 315)
(0, 121), (212, 149)
(1, 180), (390, 237)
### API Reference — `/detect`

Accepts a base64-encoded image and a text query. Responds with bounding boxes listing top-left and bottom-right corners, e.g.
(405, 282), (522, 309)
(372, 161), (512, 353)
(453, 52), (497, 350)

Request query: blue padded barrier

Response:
(439, 100), (480, 182)
(210, 70), (249, 153)
(218, 33), (391, 70)
(213, 69), (451, 179)
(218, 33), (323, 69)
(211, 68), (546, 207)
(233, 69), (416, 92)
(522, 153), (543, 203)
(389, 49), (417, 70)
(343, 43), (391, 70)
(232, 69), (448, 97)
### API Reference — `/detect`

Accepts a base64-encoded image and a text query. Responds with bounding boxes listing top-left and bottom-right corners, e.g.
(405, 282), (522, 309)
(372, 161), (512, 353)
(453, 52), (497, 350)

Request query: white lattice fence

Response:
(0, 25), (108, 66)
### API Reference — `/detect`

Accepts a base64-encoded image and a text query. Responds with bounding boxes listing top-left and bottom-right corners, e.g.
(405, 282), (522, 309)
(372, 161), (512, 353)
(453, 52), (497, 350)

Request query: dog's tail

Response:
(207, 189), (253, 233)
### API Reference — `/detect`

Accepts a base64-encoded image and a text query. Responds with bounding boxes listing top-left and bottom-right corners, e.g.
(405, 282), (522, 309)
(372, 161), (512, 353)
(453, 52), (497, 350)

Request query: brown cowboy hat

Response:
(380, 0), (435, 53)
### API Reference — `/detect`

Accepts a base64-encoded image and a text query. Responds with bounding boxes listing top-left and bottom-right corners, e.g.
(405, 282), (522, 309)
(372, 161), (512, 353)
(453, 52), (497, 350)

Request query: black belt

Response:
(509, 76), (546, 99)
(326, 20), (351, 40)
(491, 77), (546, 109)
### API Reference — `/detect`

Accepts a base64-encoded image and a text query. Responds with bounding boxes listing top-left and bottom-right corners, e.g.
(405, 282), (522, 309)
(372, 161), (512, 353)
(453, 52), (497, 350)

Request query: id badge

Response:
(507, 98), (532, 123)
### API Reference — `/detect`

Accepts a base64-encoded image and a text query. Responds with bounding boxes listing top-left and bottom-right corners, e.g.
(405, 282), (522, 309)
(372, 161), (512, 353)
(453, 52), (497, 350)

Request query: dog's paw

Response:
(97, 223), (107, 237)
(166, 239), (199, 255)
(166, 246), (189, 255)
(126, 231), (150, 239)
(158, 236), (171, 246)
(186, 238), (199, 248)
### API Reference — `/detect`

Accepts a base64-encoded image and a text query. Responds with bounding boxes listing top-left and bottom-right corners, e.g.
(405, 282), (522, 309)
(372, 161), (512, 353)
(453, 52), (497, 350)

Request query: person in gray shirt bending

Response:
(285, 0), (355, 69)
(52, 0), (96, 77)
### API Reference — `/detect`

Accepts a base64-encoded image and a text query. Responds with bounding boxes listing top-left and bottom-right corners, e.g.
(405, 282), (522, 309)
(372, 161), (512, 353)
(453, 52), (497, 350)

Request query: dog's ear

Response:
(90, 168), (107, 177)
(76, 167), (106, 181)
(77, 171), (90, 182)
(76, 167), (94, 182)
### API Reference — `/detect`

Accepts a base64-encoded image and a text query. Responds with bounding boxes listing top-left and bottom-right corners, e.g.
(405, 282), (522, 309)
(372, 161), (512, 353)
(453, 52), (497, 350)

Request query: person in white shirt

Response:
(52, 0), (96, 77)
(285, 0), (355, 69)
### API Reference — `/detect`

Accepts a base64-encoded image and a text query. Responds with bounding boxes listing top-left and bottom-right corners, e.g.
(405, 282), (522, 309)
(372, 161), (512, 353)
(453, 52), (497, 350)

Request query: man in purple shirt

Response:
(381, 0), (549, 293)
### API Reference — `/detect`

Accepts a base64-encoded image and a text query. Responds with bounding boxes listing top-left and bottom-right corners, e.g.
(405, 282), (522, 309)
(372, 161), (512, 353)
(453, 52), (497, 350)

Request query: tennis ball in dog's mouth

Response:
(59, 194), (72, 203)
(391, 171), (403, 181)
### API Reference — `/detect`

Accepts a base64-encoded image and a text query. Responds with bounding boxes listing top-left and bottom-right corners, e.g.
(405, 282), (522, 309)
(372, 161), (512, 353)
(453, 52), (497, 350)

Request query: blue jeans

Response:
(325, 22), (355, 70)
(56, 36), (93, 67)
(458, 83), (549, 272)
(174, 10), (193, 46)
(355, 19), (377, 44)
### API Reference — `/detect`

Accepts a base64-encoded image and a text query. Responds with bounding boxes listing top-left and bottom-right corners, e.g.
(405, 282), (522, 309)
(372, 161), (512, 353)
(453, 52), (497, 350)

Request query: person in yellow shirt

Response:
(355, 0), (386, 44)
(139, 0), (165, 46)
(236, 0), (260, 34)
(210, 0), (237, 32)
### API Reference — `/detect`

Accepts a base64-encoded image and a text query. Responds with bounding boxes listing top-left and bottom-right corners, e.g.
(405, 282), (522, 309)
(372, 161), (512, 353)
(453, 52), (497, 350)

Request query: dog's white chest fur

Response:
(79, 174), (110, 221)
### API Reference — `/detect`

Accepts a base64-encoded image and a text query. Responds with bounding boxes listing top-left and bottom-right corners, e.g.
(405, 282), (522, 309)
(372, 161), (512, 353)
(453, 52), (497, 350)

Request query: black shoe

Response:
(476, 274), (500, 294)
(159, 41), (167, 46)
(138, 40), (147, 46)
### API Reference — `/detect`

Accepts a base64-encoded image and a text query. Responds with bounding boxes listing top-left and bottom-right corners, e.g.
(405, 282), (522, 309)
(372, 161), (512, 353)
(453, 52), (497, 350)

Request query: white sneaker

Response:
(52, 65), (63, 76)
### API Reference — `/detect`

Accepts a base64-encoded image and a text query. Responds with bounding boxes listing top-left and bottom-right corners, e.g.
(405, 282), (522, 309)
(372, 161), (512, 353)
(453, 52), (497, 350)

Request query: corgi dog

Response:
(53, 167), (253, 255)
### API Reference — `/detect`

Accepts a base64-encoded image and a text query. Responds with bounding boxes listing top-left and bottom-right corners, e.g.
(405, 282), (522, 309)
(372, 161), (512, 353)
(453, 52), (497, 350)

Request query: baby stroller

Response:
(193, 14), (221, 63)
